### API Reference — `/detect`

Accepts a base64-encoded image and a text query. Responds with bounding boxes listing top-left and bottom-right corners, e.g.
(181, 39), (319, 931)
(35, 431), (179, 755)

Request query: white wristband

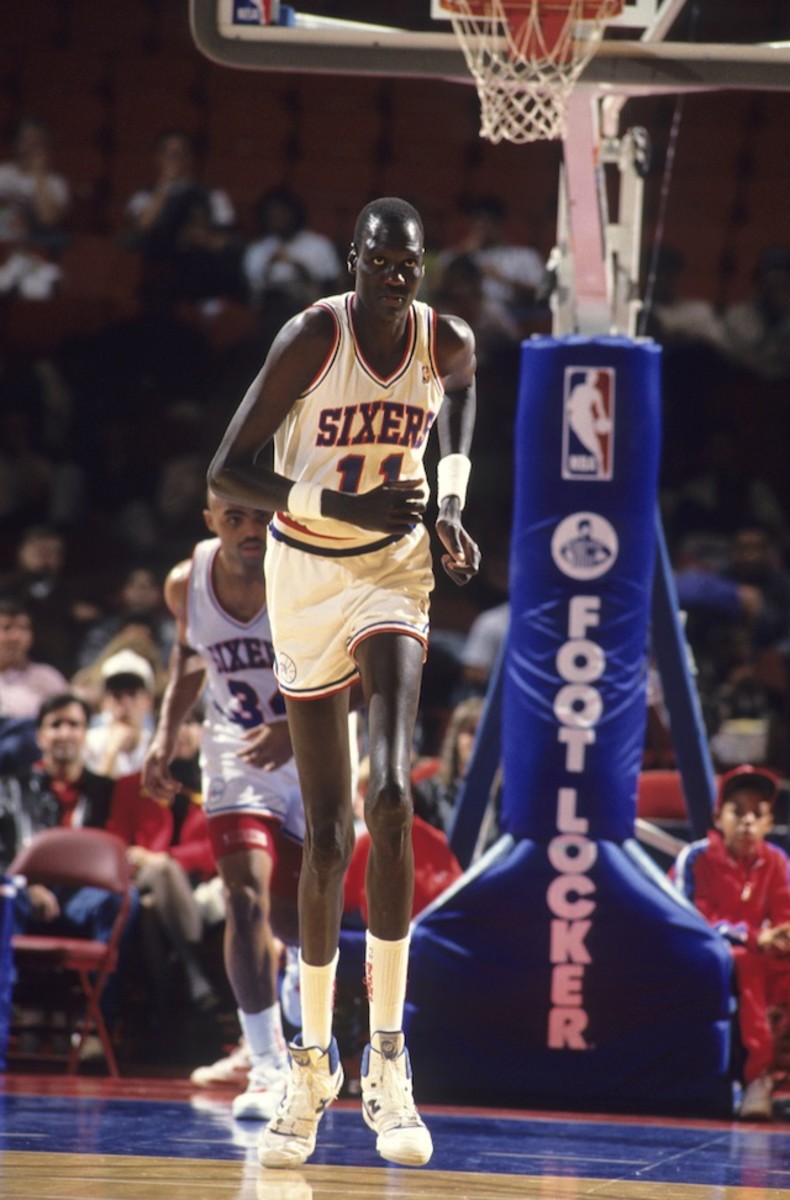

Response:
(287, 480), (324, 520)
(437, 453), (471, 510)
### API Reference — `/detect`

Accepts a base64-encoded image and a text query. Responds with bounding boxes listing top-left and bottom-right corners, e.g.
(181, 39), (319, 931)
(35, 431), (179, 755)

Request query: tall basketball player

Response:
(208, 197), (481, 1169)
(142, 489), (303, 1121)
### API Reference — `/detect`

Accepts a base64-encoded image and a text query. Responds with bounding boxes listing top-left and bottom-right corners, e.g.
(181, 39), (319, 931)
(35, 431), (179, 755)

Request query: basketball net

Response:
(446, 0), (624, 144)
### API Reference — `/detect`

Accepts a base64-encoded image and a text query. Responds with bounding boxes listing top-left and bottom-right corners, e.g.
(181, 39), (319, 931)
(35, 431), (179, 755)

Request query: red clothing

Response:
(673, 829), (790, 950)
(107, 772), (216, 882)
(343, 814), (463, 924)
(673, 830), (790, 1081)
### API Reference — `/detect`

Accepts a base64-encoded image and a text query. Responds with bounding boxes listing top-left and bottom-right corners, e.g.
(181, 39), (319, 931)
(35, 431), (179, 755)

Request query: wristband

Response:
(287, 480), (324, 520)
(437, 453), (471, 510)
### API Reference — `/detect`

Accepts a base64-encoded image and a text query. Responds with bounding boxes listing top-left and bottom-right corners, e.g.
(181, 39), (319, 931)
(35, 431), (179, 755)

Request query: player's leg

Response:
(217, 839), (288, 1120)
(258, 691), (352, 1168)
(354, 631), (433, 1167)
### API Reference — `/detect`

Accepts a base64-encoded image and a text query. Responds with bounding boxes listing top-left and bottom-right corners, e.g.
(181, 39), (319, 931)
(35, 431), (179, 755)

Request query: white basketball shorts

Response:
(265, 523), (434, 698)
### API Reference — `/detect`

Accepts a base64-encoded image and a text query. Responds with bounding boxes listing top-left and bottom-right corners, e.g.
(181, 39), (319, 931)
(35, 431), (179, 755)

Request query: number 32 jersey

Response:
(186, 537), (302, 829)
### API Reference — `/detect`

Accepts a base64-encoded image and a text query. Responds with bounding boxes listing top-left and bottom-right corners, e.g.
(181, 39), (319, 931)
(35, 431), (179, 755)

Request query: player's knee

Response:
(365, 776), (413, 842)
(305, 817), (354, 880)
(223, 878), (267, 931)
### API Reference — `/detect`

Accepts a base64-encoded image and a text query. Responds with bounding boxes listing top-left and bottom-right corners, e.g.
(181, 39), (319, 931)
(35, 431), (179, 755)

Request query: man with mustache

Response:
(143, 488), (303, 1121)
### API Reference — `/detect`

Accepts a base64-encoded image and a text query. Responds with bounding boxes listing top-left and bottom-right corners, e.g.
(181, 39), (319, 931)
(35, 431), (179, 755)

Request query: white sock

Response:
(300, 951), (338, 1050)
(365, 931), (410, 1036)
(237, 1004), (286, 1066)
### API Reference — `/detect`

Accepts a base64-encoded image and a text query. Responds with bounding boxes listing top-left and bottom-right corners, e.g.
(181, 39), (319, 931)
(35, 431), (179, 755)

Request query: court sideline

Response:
(2, 1072), (790, 1199)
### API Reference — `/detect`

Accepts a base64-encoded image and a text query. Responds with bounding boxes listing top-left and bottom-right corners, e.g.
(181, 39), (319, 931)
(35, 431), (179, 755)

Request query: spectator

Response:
(433, 195), (545, 320)
(698, 623), (786, 773)
(663, 428), (788, 564)
(429, 252), (520, 370)
(0, 596), (68, 719)
(412, 696), (485, 834)
(458, 601), (509, 700)
(0, 524), (100, 677)
(0, 692), (115, 867)
(243, 186), (343, 333)
(0, 691), (135, 1036)
(83, 649), (156, 779)
(77, 564), (176, 671)
(108, 706), (220, 1026)
(124, 129), (244, 308)
(671, 765), (790, 1120)
(724, 524), (790, 653)
(0, 116), (69, 298)
(720, 246), (790, 381)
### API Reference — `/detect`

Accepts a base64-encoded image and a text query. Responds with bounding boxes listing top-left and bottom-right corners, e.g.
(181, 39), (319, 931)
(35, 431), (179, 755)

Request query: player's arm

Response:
(208, 307), (425, 534)
(433, 313), (481, 586)
(208, 307), (335, 512)
(142, 562), (207, 800)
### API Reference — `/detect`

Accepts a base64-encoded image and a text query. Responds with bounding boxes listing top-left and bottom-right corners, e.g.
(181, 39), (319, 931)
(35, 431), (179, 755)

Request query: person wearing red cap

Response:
(672, 765), (790, 1120)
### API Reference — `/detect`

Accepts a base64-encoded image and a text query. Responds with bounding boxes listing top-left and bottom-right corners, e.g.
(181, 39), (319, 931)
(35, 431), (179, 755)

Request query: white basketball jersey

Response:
(270, 292), (445, 553)
(186, 538), (301, 825)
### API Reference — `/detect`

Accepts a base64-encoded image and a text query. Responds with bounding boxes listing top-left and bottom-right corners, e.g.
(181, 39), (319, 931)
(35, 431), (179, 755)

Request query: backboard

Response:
(191, 1), (790, 333)
(193, 1), (790, 92)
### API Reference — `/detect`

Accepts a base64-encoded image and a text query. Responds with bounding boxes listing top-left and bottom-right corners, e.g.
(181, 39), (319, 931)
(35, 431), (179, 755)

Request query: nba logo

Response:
(562, 367), (615, 481)
(231, 0), (276, 25)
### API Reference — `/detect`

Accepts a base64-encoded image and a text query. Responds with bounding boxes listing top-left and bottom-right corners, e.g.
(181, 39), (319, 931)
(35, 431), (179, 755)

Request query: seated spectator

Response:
(433, 194), (545, 321)
(720, 246), (790, 381)
(124, 129), (244, 308)
(0, 524), (100, 676)
(0, 692), (115, 865)
(0, 691), (135, 1034)
(671, 765), (790, 1120)
(0, 596), (68, 719)
(699, 624), (785, 774)
(83, 649), (156, 779)
(243, 186), (343, 335)
(412, 696), (485, 834)
(663, 427), (788, 563)
(77, 564), (175, 672)
(676, 521), (790, 649)
(108, 706), (220, 1024)
(0, 116), (69, 299)
(429, 252), (520, 370)
(458, 600), (509, 700)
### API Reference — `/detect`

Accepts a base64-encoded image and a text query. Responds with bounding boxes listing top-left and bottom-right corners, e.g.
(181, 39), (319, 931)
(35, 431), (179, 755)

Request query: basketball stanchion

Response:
(439, 0), (625, 143)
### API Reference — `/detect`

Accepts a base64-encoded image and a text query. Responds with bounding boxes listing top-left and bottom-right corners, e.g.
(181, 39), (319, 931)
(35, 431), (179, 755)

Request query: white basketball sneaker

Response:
(190, 1038), (251, 1087)
(360, 1031), (433, 1166)
(232, 1055), (288, 1121)
(739, 1072), (773, 1120)
(258, 1037), (344, 1168)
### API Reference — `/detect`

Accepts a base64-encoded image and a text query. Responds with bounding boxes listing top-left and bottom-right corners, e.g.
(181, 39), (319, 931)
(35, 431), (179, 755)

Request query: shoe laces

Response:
(271, 1057), (335, 1135)
(366, 1048), (422, 1131)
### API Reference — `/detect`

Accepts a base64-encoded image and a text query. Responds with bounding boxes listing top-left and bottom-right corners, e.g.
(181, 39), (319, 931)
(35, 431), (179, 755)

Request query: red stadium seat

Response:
(8, 828), (134, 1077)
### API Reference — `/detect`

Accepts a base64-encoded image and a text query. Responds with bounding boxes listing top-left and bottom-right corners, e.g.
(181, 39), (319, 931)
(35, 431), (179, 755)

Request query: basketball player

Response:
(208, 197), (481, 1169)
(142, 489), (303, 1122)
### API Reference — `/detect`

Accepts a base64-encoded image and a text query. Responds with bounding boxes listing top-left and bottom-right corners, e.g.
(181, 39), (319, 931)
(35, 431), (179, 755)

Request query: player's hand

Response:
(237, 721), (294, 770)
(142, 743), (180, 801)
(327, 480), (426, 534)
(436, 501), (481, 585)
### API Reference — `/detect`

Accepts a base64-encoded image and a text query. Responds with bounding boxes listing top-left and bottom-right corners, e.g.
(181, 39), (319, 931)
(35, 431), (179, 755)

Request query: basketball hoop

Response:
(444, 0), (625, 144)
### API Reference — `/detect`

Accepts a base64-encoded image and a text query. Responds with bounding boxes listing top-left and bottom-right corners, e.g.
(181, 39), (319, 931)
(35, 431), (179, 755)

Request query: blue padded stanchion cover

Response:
(406, 337), (733, 1113)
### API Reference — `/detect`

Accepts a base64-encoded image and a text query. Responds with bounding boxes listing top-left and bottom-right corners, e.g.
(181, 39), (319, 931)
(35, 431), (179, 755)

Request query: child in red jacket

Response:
(673, 765), (790, 1120)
